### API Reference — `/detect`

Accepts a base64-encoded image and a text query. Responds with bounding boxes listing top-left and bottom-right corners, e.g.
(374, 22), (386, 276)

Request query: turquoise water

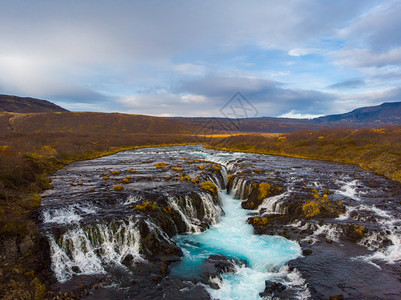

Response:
(172, 190), (301, 299)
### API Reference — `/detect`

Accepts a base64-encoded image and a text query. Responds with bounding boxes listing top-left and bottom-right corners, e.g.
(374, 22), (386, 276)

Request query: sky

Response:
(1, 0), (401, 118)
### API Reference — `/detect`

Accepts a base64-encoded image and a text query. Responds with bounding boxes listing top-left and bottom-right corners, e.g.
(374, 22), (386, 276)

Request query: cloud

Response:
(328, 79), (366, 90)
(279, 111), (323, 119)
(0, 0), (399, 117)
(288, 48), (318, 57)
(338, 2), (401, 52)
(122, 74), (338, 117)
(335, 47), (401, 68)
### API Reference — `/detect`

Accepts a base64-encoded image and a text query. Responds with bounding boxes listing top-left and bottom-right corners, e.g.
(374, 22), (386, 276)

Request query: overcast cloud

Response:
(0, 0), (400, 117)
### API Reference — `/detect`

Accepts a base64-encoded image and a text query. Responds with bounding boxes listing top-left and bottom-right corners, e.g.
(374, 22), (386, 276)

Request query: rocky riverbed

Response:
(38, 145), (401, 299)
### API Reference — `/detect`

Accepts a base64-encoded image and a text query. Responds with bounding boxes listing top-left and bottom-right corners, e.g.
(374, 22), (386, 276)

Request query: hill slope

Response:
(0, 94), (68, 113)
(314, 102), (401, 126)
(177, 101), (401, 133)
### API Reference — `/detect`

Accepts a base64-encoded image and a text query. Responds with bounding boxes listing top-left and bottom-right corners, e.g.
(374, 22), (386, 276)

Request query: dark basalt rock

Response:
(200, 254), (247, 289)
(259, 281), (287, 298)
(241, 181), (283, 210)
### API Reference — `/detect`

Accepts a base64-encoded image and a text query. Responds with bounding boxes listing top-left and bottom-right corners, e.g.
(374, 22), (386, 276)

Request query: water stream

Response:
(39, 145), (401, 299)
(173, 191), (302, 299)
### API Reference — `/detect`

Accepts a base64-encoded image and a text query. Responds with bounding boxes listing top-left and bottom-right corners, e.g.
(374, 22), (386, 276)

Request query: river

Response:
(39, 145), (401, 299)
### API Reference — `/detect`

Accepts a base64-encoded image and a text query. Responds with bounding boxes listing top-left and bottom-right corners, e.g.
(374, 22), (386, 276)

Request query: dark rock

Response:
(329, 295), (344, 300)
(259, 281), (287, 298)
(122, 254), (134, 266)
(302, 249), (313, 256)
(200, 254), (247, 289)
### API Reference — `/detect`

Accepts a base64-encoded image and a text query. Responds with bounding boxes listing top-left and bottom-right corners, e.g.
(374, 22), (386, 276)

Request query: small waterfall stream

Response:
(172, 190), (303, 299)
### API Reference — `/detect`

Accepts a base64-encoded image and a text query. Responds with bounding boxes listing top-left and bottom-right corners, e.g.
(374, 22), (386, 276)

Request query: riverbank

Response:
(1, 125), (400, 298)
(0, 134), (198, 299)
(206, 126), (401, 184)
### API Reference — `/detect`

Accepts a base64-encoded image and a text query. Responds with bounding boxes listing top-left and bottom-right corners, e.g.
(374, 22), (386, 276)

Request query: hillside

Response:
(1, 93), (400, 133)
(0, 111), (201, 136)
(314, 102), (401, 126)
(0, 94), (68, 113)
(178, 101), (401, 133)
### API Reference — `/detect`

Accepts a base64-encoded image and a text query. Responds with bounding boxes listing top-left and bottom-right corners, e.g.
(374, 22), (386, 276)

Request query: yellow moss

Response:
(258, 182), (271, 200)
(302, 201), (321, 218)
(201, 181), (217, 193)
(122, 178), (129, 184)
(354, 225), (366, 236)
(191, 178), (199, 183)
(136, 200), (158, 211)
(155, 162), (169, 168)
(110, 170), (120, 175)
(198, 165), (205, 170)
(172, 167), (183, 172)
(103, 175), (110, 180)
(113, 184), (124, 191)
(126, 175), (131, 179)
(128, 169), (138, 173)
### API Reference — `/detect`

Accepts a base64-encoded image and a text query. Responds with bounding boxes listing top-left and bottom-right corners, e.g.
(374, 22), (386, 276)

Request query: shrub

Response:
(258, 182), (271, 200)
(155, 162), (169, 168)
(172, 167), (183, 172)
(113, 185), (124, 191)
(201, 181), (217, 194)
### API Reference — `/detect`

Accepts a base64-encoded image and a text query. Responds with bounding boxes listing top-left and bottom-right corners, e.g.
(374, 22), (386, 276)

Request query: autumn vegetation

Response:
(207, 126), (401, 183)
(1, 109), (401, 298)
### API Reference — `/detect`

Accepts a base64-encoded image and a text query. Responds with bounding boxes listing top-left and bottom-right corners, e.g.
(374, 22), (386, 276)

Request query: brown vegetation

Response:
(0, 111), (205, 299)
(207, 126), (401, 183)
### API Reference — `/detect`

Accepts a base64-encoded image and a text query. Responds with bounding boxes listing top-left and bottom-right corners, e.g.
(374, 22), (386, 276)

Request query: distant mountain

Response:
(313, 102), (401, 126)
(1, 93), (399, 134)
(0, 94), (68, 113)
(176, 101), (401, 133)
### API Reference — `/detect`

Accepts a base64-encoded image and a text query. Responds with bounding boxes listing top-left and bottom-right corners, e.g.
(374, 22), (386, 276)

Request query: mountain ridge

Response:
(1, 94), (400, 133)
(0, 94), (68, 113)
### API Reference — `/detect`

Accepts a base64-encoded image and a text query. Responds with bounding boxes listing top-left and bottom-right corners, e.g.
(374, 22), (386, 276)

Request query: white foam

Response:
(42, 203), (97, 224)
(49, 217), (143, 282)
(336, 179), (360, 201)
(258, 192), (288, 215)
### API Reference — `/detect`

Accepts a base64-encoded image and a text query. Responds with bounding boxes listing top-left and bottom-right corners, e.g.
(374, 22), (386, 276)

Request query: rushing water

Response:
(40, 145), (401, 299)
(173, 191), (302, 299)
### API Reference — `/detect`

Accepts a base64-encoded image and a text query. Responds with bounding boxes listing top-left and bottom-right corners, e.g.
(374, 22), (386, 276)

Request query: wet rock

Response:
(200, 254), (247, 289)
(259, 281), (286, 298)
(329, 295), (344, 300)
(121, 254), (134, 267)
(302, 249), (313, 256)
(71, 266), (81, 273)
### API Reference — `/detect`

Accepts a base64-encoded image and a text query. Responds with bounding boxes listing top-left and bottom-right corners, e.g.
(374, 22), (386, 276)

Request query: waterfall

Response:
(49, 217), (143, 282)
(230, 177), (252, 199)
